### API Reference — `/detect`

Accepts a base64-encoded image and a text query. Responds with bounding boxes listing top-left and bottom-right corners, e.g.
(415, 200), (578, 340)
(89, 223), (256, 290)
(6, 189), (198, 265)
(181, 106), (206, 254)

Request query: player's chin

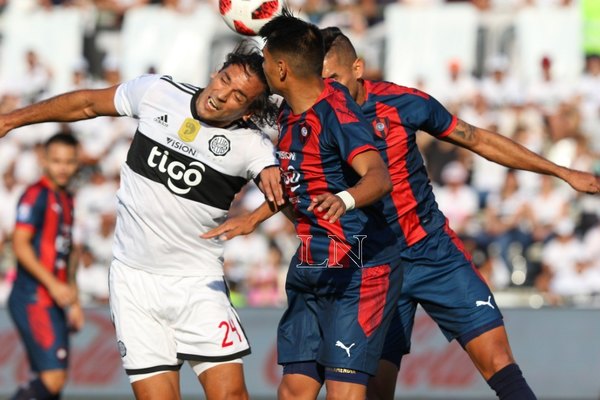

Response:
(54, 177), (71, 188)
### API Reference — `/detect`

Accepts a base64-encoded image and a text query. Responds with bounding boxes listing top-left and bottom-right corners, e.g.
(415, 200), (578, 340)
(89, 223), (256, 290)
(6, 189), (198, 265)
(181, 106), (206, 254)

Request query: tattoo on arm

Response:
(453, 120), (476, 142)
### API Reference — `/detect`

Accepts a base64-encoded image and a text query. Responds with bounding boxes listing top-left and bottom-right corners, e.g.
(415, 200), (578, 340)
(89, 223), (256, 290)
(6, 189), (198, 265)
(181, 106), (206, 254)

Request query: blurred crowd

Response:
(0, 0), (599, 309)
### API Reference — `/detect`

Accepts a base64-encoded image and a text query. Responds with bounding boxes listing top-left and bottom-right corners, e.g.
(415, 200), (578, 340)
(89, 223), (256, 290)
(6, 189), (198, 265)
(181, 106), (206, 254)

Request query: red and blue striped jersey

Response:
(12, 176), (74, 305)
(361, 80), (457, 248)
(277, 81), (400, 268)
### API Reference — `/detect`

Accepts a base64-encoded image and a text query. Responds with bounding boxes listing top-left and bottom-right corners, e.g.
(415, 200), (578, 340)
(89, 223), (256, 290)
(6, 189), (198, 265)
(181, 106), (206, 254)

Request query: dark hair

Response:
(321, 27), (358, 64)
(259, 7), (324, 78)
(219, 40), (278, 127)
(44, 132), (78, 150)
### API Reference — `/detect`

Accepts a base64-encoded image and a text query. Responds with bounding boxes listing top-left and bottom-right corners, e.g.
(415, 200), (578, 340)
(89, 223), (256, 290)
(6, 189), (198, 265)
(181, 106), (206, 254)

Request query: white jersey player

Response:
(0, 43), (284, 400)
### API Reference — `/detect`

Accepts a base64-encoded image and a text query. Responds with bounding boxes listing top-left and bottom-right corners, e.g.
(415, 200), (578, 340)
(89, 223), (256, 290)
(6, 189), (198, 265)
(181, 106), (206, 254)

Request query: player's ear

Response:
(278, 59), (287, 82)
(353, 58), (365, 80)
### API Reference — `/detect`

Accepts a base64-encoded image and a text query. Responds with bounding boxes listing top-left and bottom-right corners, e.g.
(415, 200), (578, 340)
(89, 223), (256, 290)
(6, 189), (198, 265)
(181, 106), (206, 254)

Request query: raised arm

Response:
(307, 149), (392, 223)
(0, 86), (120, 138)
(444, 119), (600, 194)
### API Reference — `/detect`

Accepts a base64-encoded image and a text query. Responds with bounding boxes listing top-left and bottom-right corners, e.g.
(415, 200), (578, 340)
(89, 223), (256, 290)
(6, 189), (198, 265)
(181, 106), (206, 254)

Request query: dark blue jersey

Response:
(276, 81), (398, 268)
(361, 80), (457, 248)
(13, 177), (74, 305)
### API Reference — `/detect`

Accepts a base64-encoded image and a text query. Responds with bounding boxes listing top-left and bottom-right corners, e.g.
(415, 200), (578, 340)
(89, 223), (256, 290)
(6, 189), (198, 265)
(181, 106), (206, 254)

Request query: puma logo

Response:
(335, 340), (356, 357)
(476, 296), (495, 309)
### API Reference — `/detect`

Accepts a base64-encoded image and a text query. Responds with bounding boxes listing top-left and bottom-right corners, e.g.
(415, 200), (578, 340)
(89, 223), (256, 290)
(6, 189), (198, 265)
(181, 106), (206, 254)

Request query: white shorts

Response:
(109, 259), (250, 378)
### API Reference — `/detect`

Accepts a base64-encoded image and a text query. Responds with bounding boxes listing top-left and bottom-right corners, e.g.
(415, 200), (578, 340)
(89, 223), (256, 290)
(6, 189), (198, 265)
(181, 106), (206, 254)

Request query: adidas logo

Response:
(154, 114), (169, 127)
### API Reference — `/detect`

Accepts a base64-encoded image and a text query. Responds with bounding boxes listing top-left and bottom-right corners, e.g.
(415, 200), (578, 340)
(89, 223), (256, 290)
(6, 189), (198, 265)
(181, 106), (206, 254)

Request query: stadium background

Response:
(0, 0), (599, 398)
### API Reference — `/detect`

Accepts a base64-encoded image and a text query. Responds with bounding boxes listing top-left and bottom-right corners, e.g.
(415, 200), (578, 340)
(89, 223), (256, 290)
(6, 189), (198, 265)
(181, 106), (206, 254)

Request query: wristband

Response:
(336, 190), (356, 211)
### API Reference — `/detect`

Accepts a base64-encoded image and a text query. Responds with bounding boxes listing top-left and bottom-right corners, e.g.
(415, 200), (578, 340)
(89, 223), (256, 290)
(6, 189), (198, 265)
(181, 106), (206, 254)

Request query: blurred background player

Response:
(8, 132), (83, 400)
(0, 42), (283, 400)
(319, 27), (600, 400)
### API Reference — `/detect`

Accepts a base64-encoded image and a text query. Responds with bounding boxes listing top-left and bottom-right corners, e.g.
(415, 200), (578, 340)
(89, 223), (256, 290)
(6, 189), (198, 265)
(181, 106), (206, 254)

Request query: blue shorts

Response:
(278, 256), (403, 376)
(8, 290), (69, 372)
(382, 222), (503, 366)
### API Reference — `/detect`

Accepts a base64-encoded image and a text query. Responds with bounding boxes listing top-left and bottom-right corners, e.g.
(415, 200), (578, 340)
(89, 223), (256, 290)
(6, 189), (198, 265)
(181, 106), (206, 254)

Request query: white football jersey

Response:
(112, 74), (277, 276)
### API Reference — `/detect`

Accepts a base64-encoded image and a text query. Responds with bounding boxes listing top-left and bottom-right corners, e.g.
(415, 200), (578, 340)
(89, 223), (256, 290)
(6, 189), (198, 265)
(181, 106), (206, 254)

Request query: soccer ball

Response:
(219, 0), (282, 36)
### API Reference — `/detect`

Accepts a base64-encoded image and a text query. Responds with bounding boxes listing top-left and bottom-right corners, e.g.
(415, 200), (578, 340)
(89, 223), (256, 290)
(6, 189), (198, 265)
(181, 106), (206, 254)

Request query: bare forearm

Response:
(346, 166), (392, 208)
(446, 120), (567, 179)
(67, 246), (80, 286)
(13, 241), (57, 290)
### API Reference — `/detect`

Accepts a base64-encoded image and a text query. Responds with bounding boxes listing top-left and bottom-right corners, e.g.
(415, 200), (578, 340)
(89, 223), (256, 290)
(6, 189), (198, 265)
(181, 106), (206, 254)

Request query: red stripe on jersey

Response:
(27, 303), (55, 350)
(58, 192), (73, 225)
(437, 115), (458, 139)
(20, 184), (43, 207)
(299, 113), (329, 265)
(367, 80), (430, 100)
(347, 144), (377, 165)
(358, 264), (390, 337)
(442, 220), (487, 283)
(375, 102), (427, 245)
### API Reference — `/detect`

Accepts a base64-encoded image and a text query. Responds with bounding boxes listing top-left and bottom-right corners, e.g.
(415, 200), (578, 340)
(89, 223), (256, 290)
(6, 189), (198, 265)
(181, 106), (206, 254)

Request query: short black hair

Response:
(321, 27), (358, 64)
(219, 40), (278, 127)
(44, 132), (78, 150)
(259, 7), (324, 78)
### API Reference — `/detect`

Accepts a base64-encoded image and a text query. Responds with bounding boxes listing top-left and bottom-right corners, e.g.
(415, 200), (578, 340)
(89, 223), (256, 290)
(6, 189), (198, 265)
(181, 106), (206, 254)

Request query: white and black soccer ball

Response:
(219, 0), (282, 36)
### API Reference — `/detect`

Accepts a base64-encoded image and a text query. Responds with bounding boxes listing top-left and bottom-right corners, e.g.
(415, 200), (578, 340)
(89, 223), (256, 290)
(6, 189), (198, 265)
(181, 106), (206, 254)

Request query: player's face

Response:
(322, 52), (361, 102)
(261, 47), (281, 95)
(196, 64), (266, 127)
(43, 143), (78, 189)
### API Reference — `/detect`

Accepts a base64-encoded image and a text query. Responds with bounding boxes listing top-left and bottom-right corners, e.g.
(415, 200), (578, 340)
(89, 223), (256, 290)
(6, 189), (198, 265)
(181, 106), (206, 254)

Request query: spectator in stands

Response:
(479, 55), (521, 109)
(582, 221), (600, 293)
(76, 245), (110, 305)
(0, 162), (25, 240)
(537, 219), (591, 304)
(19, 50), (53, 105)
(576, 54), (600, 151)
(433, 58), (478, 113)
(526, 174), (570, 243)
(434, 161), (480, 238)
(246, 244), (284, 307)
(527, 55), (574, 117)
(482, 169), (532, 285)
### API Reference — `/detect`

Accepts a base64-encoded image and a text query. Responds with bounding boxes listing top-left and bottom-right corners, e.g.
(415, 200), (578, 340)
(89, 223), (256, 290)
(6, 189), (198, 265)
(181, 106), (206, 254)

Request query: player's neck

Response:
(283, 77), (325, 115)
(356, 79), (366, 106)
(41, 175), (66, 192)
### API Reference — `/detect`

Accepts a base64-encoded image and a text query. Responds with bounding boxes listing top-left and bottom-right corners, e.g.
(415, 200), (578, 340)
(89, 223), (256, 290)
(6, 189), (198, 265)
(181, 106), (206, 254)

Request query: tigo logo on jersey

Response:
(147, 146), (205, 195)
(154, 114), (169, 127)
(178, 118), (201, 142)
(209, 135), (231, 156)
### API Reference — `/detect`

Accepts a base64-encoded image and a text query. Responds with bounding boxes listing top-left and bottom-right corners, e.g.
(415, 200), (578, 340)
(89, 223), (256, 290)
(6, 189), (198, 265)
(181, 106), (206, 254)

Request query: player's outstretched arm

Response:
(308, 150), (392, 223)
(201, 201), (292, 241)
(444, 119), (600, 194)
(0, 86), (120, 139)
